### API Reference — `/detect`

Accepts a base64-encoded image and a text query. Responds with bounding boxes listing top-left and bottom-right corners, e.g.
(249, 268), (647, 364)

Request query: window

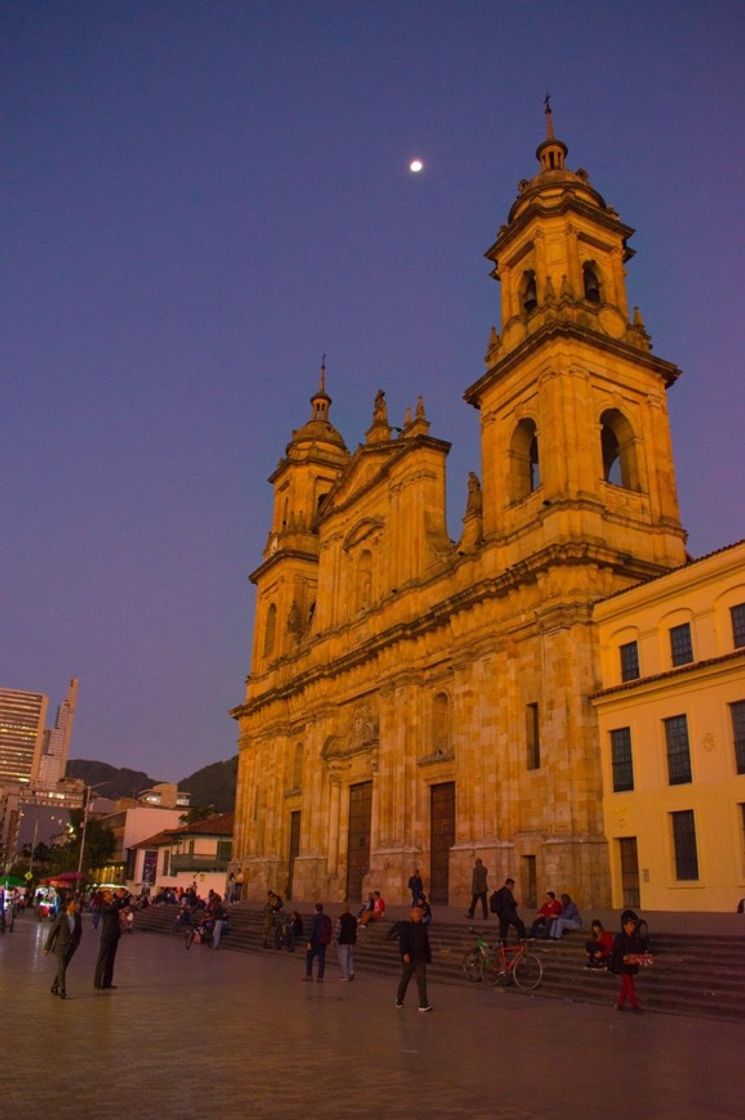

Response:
(216, 840), (232, 862)
(526, 702), (540, 770)
(357, 549), (373, 610)
(432, 692), (451, 755)
(610, 727), (634, 792)
(664, 715), (692, 785)
(731, 603), (745, 649)
(730, 701), (745, 775)
(511, 418), (540, 501)
(600, 409), (639, 490)
(619, 641), (640, 682)
(292, 741), (304, 788)
(671, 810), (699, 880)
(669, 623), (694, 667)
(162, 850), (170, 876)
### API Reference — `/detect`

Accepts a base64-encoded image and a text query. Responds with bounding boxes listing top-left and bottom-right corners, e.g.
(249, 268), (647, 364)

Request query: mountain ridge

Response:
(66, 756), (237, 813)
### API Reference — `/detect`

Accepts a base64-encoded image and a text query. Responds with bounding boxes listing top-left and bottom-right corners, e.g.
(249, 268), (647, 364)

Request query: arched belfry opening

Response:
(522, 270), (538, 313)
(601, 409), (639, 491)
(583, 262), (602, 303)
(510, 418), (541, 501)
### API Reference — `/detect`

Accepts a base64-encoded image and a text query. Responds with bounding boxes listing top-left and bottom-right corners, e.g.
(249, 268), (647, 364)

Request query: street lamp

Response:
(76, 782), (111, 876)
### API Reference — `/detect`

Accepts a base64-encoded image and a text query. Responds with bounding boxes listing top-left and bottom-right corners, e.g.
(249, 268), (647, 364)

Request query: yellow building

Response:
(593, 540), (745, 911)
(232, 109), (697, 909)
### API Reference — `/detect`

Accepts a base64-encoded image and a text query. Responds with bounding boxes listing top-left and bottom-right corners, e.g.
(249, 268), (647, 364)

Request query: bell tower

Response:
(465, 102), (687, 581)
(249, 360), (349, 672)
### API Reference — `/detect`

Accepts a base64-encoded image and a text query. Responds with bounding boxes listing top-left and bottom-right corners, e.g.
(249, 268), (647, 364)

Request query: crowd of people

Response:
(2, 857), (663, 1015)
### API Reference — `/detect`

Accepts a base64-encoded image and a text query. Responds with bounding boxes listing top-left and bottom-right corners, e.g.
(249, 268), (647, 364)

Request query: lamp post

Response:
(76, 782), (110, 877)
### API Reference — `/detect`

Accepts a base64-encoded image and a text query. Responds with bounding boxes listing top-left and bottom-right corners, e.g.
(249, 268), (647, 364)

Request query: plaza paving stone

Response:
(1, 914), (742, 1120)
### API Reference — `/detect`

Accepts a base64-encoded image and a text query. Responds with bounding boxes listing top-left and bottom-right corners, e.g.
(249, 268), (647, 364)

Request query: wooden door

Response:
(287, 811), (301, 899)
(430, 782), (455, 905)
(346, 781), (372, 901)
(618, 836), (640, 908)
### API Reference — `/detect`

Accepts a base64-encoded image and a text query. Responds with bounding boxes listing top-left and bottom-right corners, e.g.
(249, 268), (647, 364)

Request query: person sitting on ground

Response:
(359, 890), (386, 926)
(584, 919), (614, 969)
(548, 893), (583, 939)
(357, 893), (375, 921)
(284, 910), (303, 952)
(529, 891), (562, 938)
(416, 893), (433, 925)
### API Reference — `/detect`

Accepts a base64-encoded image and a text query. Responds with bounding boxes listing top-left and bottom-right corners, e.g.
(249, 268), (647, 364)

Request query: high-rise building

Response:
(35, 677), (79, 788)
(0, 687), (48, 783)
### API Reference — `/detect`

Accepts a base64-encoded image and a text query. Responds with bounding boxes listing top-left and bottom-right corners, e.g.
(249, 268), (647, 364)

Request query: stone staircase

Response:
(133, 905), (745, 1023)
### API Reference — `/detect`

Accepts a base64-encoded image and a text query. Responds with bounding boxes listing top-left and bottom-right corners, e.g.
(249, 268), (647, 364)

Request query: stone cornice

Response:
(464, 318), (681, 407)
(231, 541), (672, 720)
(249, 546), (319, 585)
(590, 647), (745, 703)
(489, 193), (635, 263)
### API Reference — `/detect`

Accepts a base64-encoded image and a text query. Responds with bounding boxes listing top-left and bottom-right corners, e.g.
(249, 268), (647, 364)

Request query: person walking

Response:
(407, 868), (424, 905)
(611, 909), (651, 1013)
(304, 902), (332, 982)
(395, 904), (432, 1012)
(209, 893), (227, 949)
(335, 903), (358, 980)
(94, 888), (128, 990)
(490, 877), (526, 942)
(467, 858), (489, 920)
(44, 897), (82, 999)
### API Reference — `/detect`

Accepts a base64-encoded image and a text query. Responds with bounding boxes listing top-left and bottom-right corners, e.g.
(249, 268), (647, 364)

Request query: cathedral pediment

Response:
(342, 518), (384, 552)
(321, 443), (401, 516)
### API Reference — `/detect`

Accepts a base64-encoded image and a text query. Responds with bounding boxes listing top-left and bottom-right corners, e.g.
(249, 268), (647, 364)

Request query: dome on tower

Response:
(288, 361), (348, 452)
(507, 100), (610, 225)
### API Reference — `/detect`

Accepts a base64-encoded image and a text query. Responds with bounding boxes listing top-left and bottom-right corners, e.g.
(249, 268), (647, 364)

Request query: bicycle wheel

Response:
(184, 928), (194, 950)
(481, 952), (506, 986)
(462, 948), (483, 982)
(512, 952), (543, 990)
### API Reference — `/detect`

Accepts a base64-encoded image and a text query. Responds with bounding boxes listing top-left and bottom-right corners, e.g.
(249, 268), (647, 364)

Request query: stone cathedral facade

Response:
(231, 113), (690, 908)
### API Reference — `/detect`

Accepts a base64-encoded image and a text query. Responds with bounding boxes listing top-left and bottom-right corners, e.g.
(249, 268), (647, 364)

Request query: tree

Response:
(45, 812), (116, 875)
(178, 805), (216, 826)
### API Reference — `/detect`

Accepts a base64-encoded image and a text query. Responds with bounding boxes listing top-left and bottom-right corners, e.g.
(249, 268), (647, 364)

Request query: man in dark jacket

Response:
(490, 877), (526, 942)
(94, 889), (128, 990)
(395, 904), (432, 1012)
(44, 897), (82, 998)
(467, 858), (489, 920)
(304, 902), (332, 982)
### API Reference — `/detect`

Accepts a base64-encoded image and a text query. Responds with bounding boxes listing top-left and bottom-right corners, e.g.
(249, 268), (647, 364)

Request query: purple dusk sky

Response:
(3, 2), (744, 780)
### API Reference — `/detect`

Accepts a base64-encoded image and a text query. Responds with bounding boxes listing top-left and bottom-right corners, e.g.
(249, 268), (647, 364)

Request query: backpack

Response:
(489, 891), (502, 915)
(318, 914), (333, 945)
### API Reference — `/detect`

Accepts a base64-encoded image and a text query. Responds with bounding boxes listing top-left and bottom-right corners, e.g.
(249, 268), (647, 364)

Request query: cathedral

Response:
(231, 109), (711, 910)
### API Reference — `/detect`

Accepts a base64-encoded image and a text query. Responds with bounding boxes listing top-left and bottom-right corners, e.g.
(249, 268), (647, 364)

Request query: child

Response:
(610, 909), (652, 1012)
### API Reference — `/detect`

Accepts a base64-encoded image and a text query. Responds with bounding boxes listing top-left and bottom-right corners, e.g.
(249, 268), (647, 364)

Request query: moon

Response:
(409, 159), (424, 174)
